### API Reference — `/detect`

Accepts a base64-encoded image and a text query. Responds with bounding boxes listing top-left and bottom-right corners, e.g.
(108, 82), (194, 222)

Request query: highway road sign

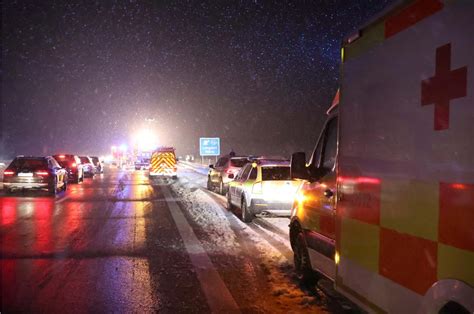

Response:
(199, 137), (220, 156)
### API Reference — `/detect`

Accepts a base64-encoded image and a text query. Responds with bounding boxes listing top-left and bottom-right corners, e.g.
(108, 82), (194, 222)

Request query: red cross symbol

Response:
(421, 43), (468, 130)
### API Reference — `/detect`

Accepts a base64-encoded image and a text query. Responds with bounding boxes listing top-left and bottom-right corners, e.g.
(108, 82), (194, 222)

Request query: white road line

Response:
(162, 185), (240, 313)
(55, 195), (70, 204)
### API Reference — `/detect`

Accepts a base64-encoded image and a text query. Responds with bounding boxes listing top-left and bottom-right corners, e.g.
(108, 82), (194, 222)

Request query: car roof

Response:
(258, 160), (290, 167)
(14, 156), (46, 160)
(53, 154), (76, 158)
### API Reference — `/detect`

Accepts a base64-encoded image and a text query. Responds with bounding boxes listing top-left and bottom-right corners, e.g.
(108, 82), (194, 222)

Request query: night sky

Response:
(1, 0), (394, 158)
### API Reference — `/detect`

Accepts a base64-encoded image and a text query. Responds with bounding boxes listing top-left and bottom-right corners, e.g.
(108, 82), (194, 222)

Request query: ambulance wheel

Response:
(294, 232), (315, 285)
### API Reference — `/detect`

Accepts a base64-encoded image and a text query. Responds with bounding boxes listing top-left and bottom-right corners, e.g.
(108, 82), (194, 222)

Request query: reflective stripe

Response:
(385, 0), (443, 38)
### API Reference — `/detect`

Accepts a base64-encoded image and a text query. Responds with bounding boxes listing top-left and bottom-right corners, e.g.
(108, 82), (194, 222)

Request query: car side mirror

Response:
(228, 173), (234, 179)
(209, 164), (214, 169)
(291, 152), (309, 180)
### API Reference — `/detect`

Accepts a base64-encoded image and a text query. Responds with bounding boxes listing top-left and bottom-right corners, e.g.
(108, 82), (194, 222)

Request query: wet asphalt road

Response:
(1, 168), (337, 313)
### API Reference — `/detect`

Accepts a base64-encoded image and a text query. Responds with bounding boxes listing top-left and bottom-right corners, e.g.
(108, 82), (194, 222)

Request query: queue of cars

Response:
(2, 154), (103, 195)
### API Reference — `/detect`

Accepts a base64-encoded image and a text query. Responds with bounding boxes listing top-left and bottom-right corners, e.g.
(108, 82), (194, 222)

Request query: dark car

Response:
(90, 156), (103, 173)
(207, 155), (249, 195)
(3, 156), (68, 195)
(53, 154), (84, 183)
(79, 156), (95, 177)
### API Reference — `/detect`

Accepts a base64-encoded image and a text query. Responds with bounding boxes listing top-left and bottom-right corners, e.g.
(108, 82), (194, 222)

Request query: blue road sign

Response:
(199, 137), (220, 156)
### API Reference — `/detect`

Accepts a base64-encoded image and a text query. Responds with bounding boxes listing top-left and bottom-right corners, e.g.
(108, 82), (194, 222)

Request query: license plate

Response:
(18, 173), (33, 177)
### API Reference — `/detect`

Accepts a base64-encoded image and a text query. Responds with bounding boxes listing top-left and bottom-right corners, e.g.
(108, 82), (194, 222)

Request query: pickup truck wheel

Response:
(294, 232), (315, 285)
(241, 199), (253, 223)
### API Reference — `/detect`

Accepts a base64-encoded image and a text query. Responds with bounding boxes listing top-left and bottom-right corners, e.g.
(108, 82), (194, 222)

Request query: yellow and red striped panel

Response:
(150, 152), (176, 174)
(338, 178), (474, 294)
(343, 0), (444, 61)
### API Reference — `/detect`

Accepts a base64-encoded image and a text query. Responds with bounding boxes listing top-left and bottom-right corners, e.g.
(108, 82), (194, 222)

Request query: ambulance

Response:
(289, 1), (473, 313)
(149, 147), (177, 178)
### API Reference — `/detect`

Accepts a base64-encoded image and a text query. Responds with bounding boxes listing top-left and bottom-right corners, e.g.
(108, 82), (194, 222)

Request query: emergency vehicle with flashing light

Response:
(289, 1), (474, 313)
(149, 147), (177, 178)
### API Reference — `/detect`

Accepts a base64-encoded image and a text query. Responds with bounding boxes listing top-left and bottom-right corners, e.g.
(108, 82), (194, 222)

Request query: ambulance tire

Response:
(294, 232), (316, 285)
(439, 301), (469, 314)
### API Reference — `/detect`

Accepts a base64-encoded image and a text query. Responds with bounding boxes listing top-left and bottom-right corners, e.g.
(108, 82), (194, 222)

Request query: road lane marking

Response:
(162, 185), (240, 313)
(55, 195), (70, 204)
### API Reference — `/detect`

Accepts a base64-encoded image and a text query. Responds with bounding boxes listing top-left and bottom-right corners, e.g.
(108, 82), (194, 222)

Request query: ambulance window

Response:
(309, 129), (324, 170)
(321, 117), (338, 171)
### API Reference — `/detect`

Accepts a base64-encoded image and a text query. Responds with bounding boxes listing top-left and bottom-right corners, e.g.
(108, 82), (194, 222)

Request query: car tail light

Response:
(4, 170), (15, 176)
(72, 163), (77, 167)
(58, 155), (65, 158)
(35, 171), (49, 176)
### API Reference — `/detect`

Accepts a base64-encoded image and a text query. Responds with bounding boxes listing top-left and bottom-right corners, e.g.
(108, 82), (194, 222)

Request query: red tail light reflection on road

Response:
(1, 198), (17, 226)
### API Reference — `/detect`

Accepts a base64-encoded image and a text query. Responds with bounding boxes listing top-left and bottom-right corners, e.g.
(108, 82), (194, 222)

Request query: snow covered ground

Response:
(168, 164), (340, 312)
(176, 161), (292, 245)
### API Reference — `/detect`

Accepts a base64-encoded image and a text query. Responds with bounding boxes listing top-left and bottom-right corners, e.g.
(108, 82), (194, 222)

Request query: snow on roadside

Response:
(179, 161), (209, 175)
(237, 222), (319, 309)
(171, 177), (324, 312)
(172, 182), (240, 254)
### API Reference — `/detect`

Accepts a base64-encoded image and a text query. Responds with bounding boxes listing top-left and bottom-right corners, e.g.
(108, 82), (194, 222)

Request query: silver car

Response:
(227, 159), (301, 222)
